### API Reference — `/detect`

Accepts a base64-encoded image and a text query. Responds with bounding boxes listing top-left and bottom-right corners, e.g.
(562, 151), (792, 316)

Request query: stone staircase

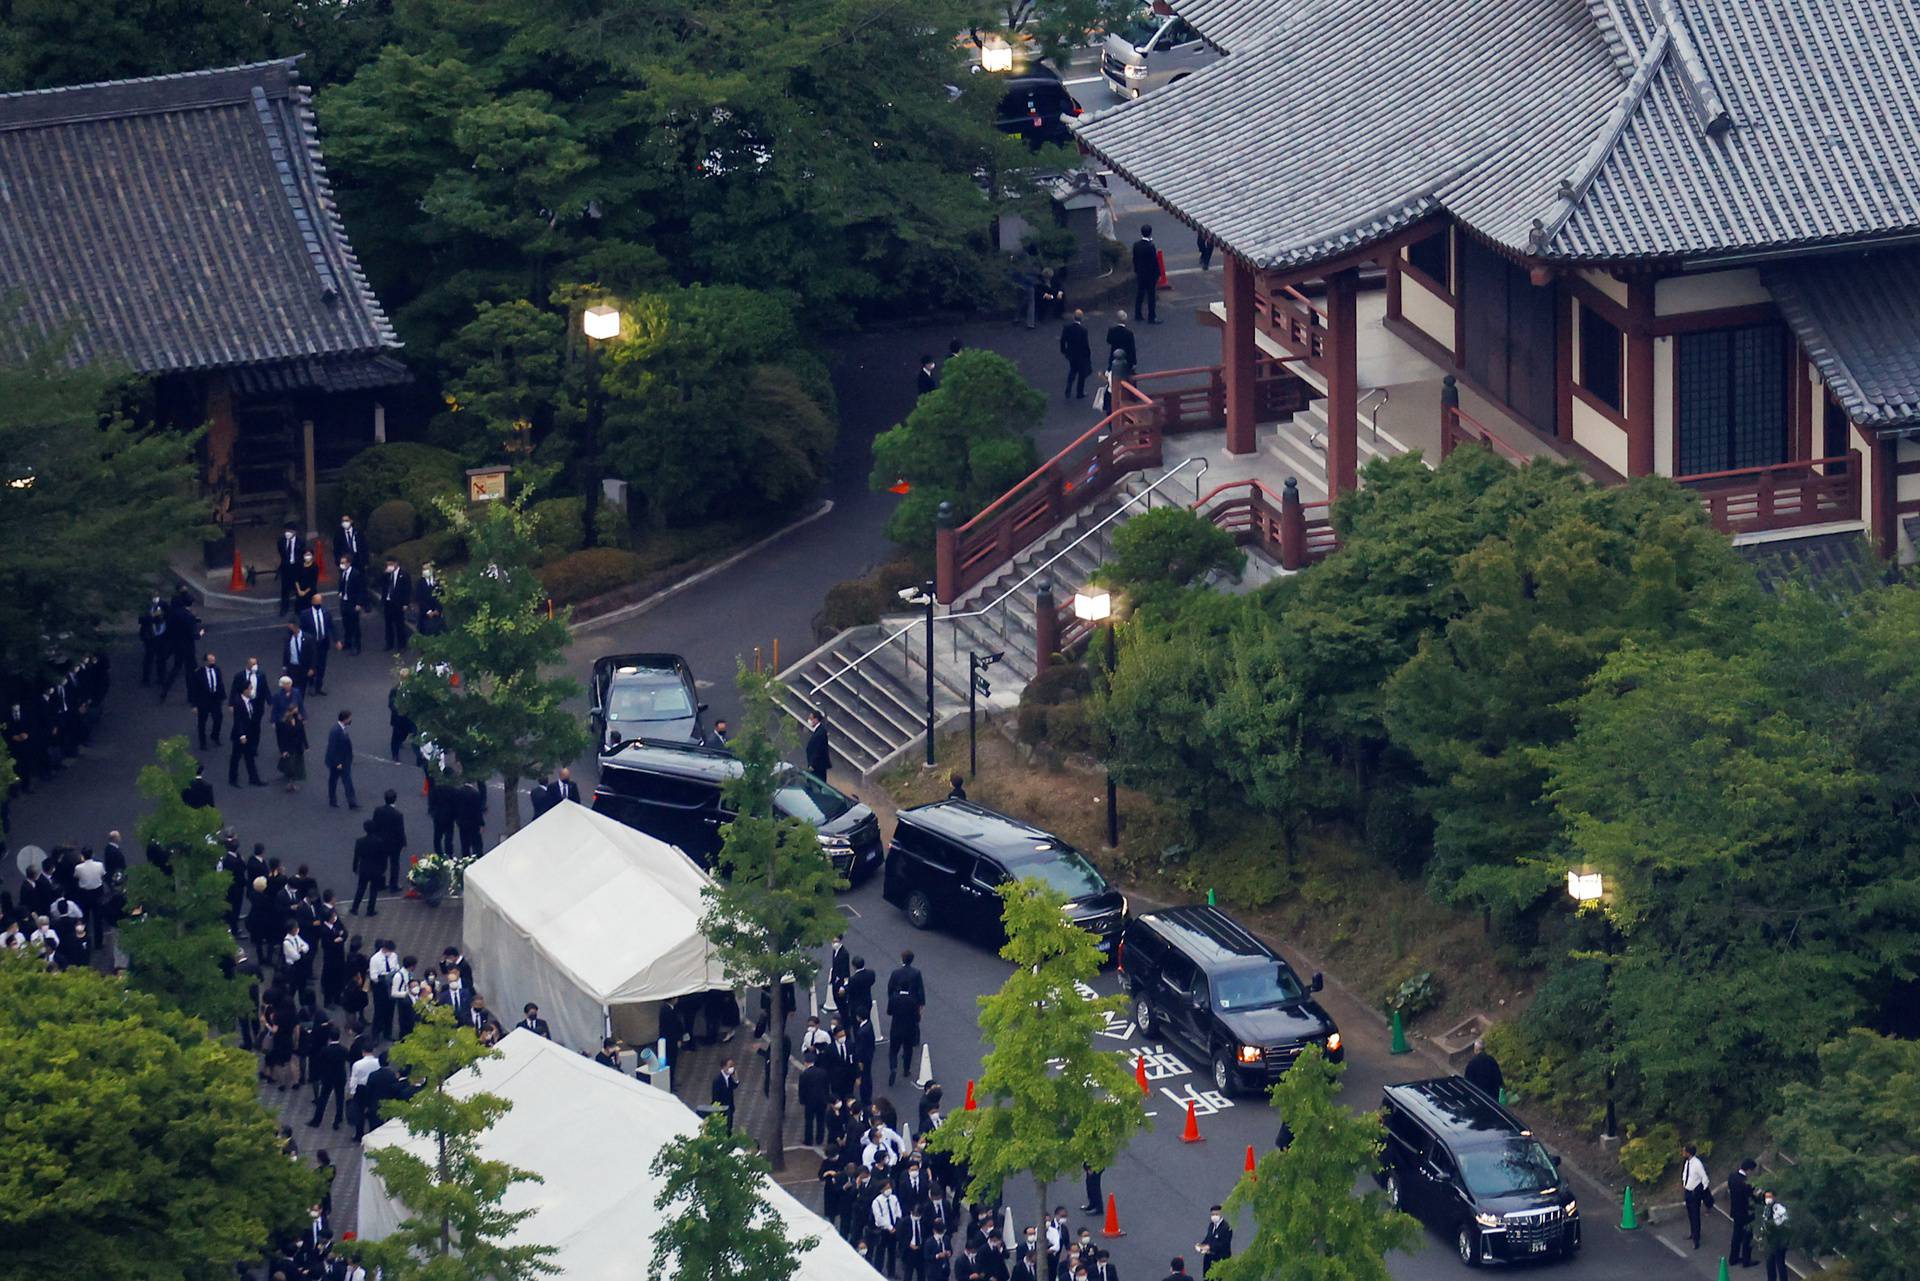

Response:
(776, 474), (1155, 778)
(1264, 382), (1414, 499)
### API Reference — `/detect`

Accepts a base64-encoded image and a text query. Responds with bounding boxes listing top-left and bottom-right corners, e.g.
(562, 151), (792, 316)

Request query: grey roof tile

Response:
(1739, 530), (1885, 596)
(1765, 249), (1920, 428)
(0, 58), (400, 377)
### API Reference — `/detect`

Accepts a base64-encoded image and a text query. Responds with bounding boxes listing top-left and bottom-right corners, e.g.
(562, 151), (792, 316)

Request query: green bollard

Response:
(1619, 1185), (1639, 1231)
(1206, 887), (1216, 906)
(1498, 1086), (1508, 1106)
(1716, 1259), (1730, 1281)
(1388, 1009), (1409, 1054)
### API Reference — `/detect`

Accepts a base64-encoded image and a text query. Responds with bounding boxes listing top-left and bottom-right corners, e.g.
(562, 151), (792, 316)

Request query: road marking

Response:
(1652, 1232), (1689, 1259)
(1063, 74), (1104, 86)
(837, 904), (862, 919)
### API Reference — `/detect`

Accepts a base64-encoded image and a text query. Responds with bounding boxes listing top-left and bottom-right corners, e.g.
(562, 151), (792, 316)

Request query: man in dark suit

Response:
(916, 355), (938, 396)
(1462, 1040), (1504, 1099)
(1105, 313), (1137, 373)
(336, 557), (366, 655)
(712, 1058), (740, 1132)
(427, 776), (458, 856)
(1130, 225), (1160, 323)
(806, 709), (832, 778)
(551, 767), (581, 806)
(851, 1011), (877, 1107)
(529, 774), (555, 818)
(361, 1057), (403, 1135)
(455, 781), (486, 858)
(387, 684), (415, 762)
(282, 622), (314, 695)
(1196, 1209), (1231, 1277)
(229, 684), (265, 787)
(414, 564), (442, 634)
(380, 557), (412, 651)
(887, 950), (926, 1085)
(1728, 1157), (1758, 1267)
(181, 763), (216, 809)
(798, 1052), (832, 1144)
(1059, 309), (1093, 399)
(276, 523), (304, 616)
(844, 955), (876, 1024)
(516, 1003), (552, 1038)
(325, 710), (358, 809)
(351, 817), (383, 911)
(335, 515), (367, 574)
(827, 1026), (858, 1098)
(301, 597), (336, 694)
(368, 788), (407, 888)
(438, 967), (475, 1024)
(307, 1028), (349, 1129)
(158, 595), (204, 701)
(188, 653), (225, 749)
(828, 934), (852, 1012)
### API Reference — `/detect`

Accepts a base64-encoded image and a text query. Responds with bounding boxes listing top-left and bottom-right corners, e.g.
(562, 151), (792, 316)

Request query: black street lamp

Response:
(579, 303), (622, 549)
(1567, 869), (1619, 1141)
(1075, 588), (1119, 848)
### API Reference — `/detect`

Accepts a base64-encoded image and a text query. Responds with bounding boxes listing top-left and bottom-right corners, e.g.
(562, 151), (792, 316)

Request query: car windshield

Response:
(1211, 964), (1304, 1011)
(1006, 842), (1108, 899)
(1458, 1140), (1560, 1199)
(1113, 11), (1163, 45)
(607, 673), (693, 723)
(774, 768), (854, 825)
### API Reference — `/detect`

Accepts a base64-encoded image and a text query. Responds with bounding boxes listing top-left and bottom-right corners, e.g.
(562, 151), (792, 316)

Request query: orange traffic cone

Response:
(449, 671), (461, 687)
(229, 549), (248, 592)
(1156, 248), (1170, 290)
(1244, 1145), (1257, 1178)
(1101, 1194), (1125, 1237)
(963, 1079), (977, 1111)
(1133, 1056), (1149, 1095)
(1180, 1099), (1203, 1143)
(422, 775), (430, 797)
(312, 539), (329, 583)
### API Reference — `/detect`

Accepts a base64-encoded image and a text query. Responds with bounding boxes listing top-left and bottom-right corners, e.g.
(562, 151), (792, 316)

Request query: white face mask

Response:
(1210, 1215), (1222, 1224)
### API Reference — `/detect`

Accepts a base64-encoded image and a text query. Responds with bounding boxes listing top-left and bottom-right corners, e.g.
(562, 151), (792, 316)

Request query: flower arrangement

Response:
(407, 852), (475, 900)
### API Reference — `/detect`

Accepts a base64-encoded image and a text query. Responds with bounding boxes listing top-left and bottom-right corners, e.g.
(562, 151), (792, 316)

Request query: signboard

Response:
(466, 466), (509, 503)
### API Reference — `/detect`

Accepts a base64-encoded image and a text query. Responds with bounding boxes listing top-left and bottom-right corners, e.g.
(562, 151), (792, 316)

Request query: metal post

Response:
(969, 652), (979, 778)
(1602, 917), (1619, 1141)
(923, 581), (936, 767)
(1104, 622), (1119, 848)
(582, 339), (604, 549)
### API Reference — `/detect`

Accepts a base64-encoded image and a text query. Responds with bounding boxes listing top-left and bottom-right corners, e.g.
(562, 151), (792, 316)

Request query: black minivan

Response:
(1377, 1077), (1581, 1267)
(591, 739), (883, 881)
(1120, 905), (1341, 1096)
(882, 800), (1126, 953)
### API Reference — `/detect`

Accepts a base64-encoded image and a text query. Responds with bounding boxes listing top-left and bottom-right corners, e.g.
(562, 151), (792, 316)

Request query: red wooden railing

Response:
(1440, 377), (1533, 465)
(1192, 477), (1337, 570)
(1677, 451), (1861, 536)
(1253, 284), (1328, 370)
(1126, 358), (1313, 434)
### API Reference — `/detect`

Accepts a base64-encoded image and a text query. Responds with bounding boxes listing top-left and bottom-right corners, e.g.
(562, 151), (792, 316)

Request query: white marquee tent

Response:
(461, 801), (728, 1051)
(358, 1029), (871, 1281)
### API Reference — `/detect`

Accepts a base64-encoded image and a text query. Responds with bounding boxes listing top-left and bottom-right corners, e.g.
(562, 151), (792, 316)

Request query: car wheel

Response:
(1133, 995), (1153, 1036)
(1385, 1172), (1402, 1210)
(1211, 1052), (1234, 1096)
(1456, 1225), (1480, 1268)
(906, 891), (933, 929)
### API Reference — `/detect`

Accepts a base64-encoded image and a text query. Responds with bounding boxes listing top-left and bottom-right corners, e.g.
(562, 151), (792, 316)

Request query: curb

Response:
(567, 499), (834, 635)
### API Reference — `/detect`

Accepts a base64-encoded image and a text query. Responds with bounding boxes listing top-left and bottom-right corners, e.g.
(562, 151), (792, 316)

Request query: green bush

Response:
(1104, 507), (1245, 596)
(1381, 969), (1441, 1019)
(336, 443), (464, 528)
(1044, 699), (1094, 752)
(528, 497), (587, 563)
(384, 530), (464, 574)
(821, 581), (886, 632)
(367, 499), (420, 552)
(1023, 662), (1092, 706)
(1619, 1122), (1685, 1187)
(538, 547), (645, 605)
(1015, 700), (1049, 746)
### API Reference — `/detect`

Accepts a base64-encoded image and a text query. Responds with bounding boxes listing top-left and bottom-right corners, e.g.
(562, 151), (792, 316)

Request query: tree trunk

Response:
(769, 980), (790, 1171)
(503, 771), (522, 835)
(1036, 1180), (1050, 1243)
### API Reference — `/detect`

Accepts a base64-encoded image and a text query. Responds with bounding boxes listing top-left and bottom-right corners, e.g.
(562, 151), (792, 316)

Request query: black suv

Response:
(1376, 1077), (1581, 1267)
(591, 739), (883, 881)
(994, 72), (1084, 148)
(881, 801), (1125, 953)
(1119, 906), (1341, 1097)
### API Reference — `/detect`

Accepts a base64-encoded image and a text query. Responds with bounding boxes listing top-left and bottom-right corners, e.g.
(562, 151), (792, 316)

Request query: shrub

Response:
(367, 499), (419, 552)
(336, 442), (464, 528)
(1381, 968), (1441, 1019)
(1104, 507), (1245, 595)
(872, 559), (926, 598)
(384, 530), (464, 574)
(1022, 661), (1092, 706)
(528, 497), (587, 564)
(538, 547), (645, 605)
(1619, 1122), (1685, 1187)
(1044, 699), (1094, 752)
(821, 581), (886, 632)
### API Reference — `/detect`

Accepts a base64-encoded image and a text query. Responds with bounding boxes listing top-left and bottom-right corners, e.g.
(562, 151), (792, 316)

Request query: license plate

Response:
(1096, 938), (1111, 952)
(1528, 1241), (1546, 1253)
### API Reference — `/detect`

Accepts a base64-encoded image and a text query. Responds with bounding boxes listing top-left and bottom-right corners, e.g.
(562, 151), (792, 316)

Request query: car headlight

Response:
(1123, 64), (1147, 77)
(1474, 1212), (1501, 1229)
(1237, 1045), (1262, 1064)
(818, 833), (852, 849)
(1325, 1032), (1342, 1053)
(1564, 1200), (1578, 1217)
(1119, 895), (1129, 918)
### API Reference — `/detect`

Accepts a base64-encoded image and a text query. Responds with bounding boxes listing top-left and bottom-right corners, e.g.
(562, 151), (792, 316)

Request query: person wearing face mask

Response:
(1196, 1208), (1232, 1277)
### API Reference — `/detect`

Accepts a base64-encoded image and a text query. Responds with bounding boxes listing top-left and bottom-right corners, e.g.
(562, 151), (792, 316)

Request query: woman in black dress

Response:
(276, 701), (308, 792)
(338, 970), (370, 1036)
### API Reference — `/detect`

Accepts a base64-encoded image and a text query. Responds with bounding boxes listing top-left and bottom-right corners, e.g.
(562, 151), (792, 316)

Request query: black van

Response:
(994, 72), (1084, 148)
(881, 800), (1126, 952)
(1376, 1077), (1581, 1267)
(1119, 905), (1341, 1096)
(591, 739), (883, 881)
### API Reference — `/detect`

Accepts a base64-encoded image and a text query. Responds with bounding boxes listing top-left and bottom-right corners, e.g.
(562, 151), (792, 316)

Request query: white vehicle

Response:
(1101, 7), (1218, 99)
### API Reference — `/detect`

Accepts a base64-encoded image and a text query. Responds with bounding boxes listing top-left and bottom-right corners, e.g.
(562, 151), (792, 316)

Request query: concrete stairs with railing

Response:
(776, 474), (1155, 778)
(1265, 377), (1416, 499)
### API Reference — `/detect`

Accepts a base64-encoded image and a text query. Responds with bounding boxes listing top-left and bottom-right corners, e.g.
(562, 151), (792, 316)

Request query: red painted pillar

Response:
(1324, 267), (1359, 495)
(1872, 433), (1897, 561)
(1626, 280), (1656, 476)
(1224, 255), (1257, 456)
(935, 501), (958, 605)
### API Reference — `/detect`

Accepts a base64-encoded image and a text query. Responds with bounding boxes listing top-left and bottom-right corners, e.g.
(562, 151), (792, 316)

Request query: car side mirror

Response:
(1191, 993), (1208, 1010)
(1549, 1152), (1562, 1170)
(1310, 971), (1324, 992)
(698, 702), (709, 713)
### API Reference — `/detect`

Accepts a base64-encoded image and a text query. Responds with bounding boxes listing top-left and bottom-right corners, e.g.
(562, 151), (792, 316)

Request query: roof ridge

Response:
(1655, 0), (1731, 138)
(1531, 25), (1670, 254)
(0, 57), (304, 132)
(0, 56), (299, 103)
(1583, 0), (1642, 73)
(287, 79), (403, 351)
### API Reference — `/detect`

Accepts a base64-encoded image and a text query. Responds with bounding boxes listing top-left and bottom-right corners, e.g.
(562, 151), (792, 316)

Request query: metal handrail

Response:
(802, 458), (1204, 702)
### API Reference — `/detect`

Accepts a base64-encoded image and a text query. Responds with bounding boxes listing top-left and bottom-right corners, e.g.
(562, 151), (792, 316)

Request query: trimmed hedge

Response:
(538, 547), (645, 606)
(821, 581), (886, 632)
(385, 530), (464, 574)
(336, 443), (464, 528)
(368, 499), (420, 552)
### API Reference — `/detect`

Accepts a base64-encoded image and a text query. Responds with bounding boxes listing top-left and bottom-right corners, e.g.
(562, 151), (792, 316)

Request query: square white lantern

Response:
(582, 304), (622, 341)
(1566, 869), (1605, 903)
(1073, 589), (1112, 623)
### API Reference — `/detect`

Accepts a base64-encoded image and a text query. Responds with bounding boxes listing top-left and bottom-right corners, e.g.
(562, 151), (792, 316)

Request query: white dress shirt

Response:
(73, 858), (107, 892)
(1682, 1155), (1709, 1191)
(872, 1194), (902, 1232)
(349, 1054), (380, 1096)
(282, 933), (311, 966)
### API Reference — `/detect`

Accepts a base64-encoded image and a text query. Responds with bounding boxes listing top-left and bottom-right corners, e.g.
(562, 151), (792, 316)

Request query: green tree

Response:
(436, 299), (568, 464)
(352, 1003), (557, 1281)
(121, 738), (250, 1027)
(962, 0), (1138, 67)
(929, 877), (1148, 1219)
(649, 1113), (818, 1281)
(698, 670), (846, 1172)
(0, 328), (203, 682)
(1099, 506), (1245, 609)
(395, 499), (587, 836)
(1212, 1046), (1418, 1281)
(1770, 1029), (1920, 1279)
(870, 348), (1044, 552)
(0, 955), (313, 1281)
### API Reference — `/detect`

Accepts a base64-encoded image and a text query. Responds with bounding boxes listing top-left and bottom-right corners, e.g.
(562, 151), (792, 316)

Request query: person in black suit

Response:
(158, 596), (204, 700)
(827, 1025), (859, 1098)
(1728, 1158), (1758, 1267)
(282, 622), (314, 696)
(380, 558), (412, 651)
(844, 955), (876, 1024)
(294, 550), (320, 610)
(350, 820), (384, 917)
(516, 1003), (552, 1038)
(414, 564), (442, 635)
(551, 767), (581, 806)
(1462, 1040), (1504, 1099)
(307, 1028), (349, 1129)
(301, 597), (336, 694)
(828, 934), (852, 1011)
(336, 558), (366, 655)
(806, 709), (832, 778)
(1059, 309), (1093, 400)
(1131, 226), (1160, 323)
(712, 1058), (740, 1132)
(1196, 1209), (1231, 1277)
(916, 356), (938, 396)
(387, 685), (415, 762)
(181, 763), (216, 809)
(799, 1052), (832, 1144)
(366, 788), (407, 889)
(887, 950), (926, 1085)
(851, 1011), (877, 1107)
(1105, 313), (1137, 374)
(427, 776), (458, 856)
(229, 685), (265, 787)
(454, 781), (486, 858)
(276, 523), (304, 616)
(528, 774), (555, 818)
(188, 654), (225, 748)
(334, 515), (367, 575)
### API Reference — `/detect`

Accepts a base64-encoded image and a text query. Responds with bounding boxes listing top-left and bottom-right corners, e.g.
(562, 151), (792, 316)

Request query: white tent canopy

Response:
(461, 801), (728, 1051)
(358, 1030), (871, 1281)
